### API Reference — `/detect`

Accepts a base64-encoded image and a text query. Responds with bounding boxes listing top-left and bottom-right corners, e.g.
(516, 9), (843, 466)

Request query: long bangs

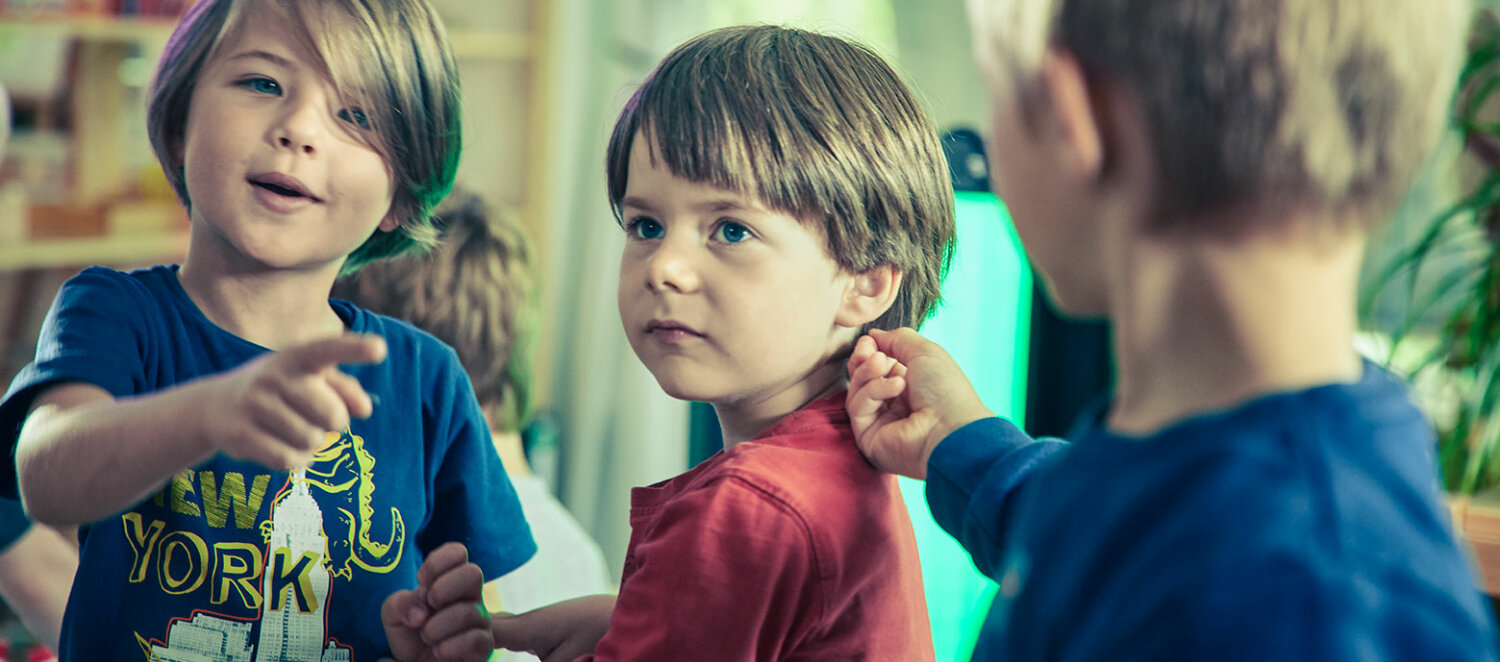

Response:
(606, 31), (846, 232)
(275, 0), (459, 271)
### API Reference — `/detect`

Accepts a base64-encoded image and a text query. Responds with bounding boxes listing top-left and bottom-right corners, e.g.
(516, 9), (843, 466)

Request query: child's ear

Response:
(377, 214), (400, 232)
(1039, 46), (1104, 182)
(835, 265), (903, 328)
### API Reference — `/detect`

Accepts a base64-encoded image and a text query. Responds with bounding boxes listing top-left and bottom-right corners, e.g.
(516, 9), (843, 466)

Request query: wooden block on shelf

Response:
(26, 202), (106, 238)
(1456, 491), (1500, 596)
(2, 201), (186, 270)
(67, 0), (110, 16)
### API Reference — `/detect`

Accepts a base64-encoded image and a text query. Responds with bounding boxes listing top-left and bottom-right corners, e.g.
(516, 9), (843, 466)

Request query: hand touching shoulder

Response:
(845, 328), (994, 480)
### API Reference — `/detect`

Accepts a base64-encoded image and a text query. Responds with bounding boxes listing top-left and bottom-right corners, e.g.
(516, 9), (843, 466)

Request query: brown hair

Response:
(605, 25), (956, 331)
(146, 0), (462, 272)
(969, 0), (1472, 228)
(334, 189), (537, 433)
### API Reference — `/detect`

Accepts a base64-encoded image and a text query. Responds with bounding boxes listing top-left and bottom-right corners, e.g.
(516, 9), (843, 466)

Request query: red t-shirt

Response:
(584, 392), (934, 661)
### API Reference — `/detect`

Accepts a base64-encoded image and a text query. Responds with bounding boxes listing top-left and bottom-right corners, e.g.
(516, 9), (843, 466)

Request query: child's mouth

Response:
(254, 181), (306, 198)
(248, 173), (322, 202)
(645, 320), (706, 344)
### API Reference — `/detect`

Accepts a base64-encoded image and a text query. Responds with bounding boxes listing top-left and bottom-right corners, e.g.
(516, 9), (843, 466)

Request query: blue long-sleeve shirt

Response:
(927, 362), (1498, 660)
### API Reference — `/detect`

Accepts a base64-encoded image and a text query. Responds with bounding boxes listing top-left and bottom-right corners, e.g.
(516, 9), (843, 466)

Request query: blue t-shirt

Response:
(0, 265), (536, 662)
(928, 362), (1498, 661)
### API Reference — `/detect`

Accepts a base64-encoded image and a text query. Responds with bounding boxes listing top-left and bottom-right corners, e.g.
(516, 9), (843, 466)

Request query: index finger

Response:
(278, 333), (388, 374)
(847, 334), (878, 373)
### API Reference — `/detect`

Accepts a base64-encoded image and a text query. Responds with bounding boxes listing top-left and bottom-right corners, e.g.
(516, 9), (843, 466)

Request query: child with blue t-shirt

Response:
(0, 1), (535, 660)
(846, 0), (1499, 659)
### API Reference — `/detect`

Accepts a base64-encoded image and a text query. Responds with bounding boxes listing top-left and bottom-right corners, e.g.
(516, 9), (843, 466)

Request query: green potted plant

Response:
(1364, 7), (1500, 591)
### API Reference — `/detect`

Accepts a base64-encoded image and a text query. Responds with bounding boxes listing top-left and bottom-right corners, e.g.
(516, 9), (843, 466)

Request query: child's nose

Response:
(270, 102), (327, 155)
(276, 134), (314, 154)
(645, 241), (700, 293)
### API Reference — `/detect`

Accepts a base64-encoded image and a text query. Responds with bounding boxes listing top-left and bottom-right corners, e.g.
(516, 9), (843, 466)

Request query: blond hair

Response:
(334, 190), (537, 433)
(146, 0), (461, 271)
(969, 0), (1472, 227)
(605, 25), (955, 332)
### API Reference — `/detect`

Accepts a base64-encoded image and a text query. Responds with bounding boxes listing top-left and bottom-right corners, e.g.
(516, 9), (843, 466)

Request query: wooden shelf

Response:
(0, 16), (529, 60)
(0, 232), (187, 270)
(0, 14), (177, 42)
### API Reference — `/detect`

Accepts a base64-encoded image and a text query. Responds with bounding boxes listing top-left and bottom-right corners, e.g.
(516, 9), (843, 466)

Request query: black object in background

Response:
(943, 127), (991, 193)
(1025, 290), (1113, 438)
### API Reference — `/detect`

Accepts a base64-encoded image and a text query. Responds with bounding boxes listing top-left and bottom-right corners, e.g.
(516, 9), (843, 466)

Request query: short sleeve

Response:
(419, 349), (536, 579)
(0, 267), (151, 498)
(584, 477), (820, 662)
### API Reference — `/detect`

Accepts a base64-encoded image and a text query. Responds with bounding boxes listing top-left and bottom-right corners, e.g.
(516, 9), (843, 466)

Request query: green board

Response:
(904, 190), (1031, 660)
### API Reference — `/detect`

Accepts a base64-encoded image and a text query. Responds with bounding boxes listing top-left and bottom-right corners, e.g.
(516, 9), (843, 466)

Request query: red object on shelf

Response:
(25, 644), (56, 662)
(67, 0), (111, 16)
(0, 636), (11, 662)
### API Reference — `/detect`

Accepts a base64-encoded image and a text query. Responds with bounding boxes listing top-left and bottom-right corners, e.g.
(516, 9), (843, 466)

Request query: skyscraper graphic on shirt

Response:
(142, 429), (398, 661)
(145, 470), (350, 662)
(257, 470), (333, 660)
(139, 613), (255, 661)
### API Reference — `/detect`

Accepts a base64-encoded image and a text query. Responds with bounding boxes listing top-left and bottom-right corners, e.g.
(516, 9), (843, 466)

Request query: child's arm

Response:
(848, 327), (1068, 579)
(490, 595), (616, 662)
(381, 542), (495, 662)
(15, 334), (385, 525)
(0, 521), (76, 651)
(382, 541), (611, 662)
(845, 328), (996, 479)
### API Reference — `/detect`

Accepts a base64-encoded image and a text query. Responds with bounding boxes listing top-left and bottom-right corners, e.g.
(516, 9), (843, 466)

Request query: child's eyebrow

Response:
(621, 196), (754, 214)
(621, 196), (657, 212)
(694, 199), (750, 213)
(224, 49), (294, 70)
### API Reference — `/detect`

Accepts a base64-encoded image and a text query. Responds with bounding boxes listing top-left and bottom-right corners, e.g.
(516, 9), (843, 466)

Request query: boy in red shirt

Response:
(384, 24), (956, 661)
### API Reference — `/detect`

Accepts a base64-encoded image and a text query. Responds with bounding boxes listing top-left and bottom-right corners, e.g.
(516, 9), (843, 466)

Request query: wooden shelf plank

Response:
(0, 17), (525, 60)
(0, 15), (177, 42)
(0, 232), (187, 270)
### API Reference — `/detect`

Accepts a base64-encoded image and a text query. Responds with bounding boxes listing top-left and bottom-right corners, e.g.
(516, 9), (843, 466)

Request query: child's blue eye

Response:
(715, 221), (751, 243)
(242, 77), (281, 95)
(628, 218), (665, 240)
(338, 107), (370, 129)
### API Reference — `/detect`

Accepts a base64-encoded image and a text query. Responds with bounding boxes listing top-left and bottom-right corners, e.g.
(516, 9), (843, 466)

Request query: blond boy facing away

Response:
(846, 0), (1500, 660)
